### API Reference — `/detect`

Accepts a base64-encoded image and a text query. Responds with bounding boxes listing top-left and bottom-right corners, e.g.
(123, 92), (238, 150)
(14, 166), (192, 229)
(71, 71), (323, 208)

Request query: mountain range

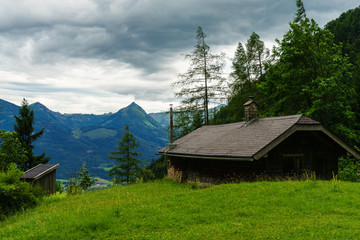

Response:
(0, 99), (169, 180)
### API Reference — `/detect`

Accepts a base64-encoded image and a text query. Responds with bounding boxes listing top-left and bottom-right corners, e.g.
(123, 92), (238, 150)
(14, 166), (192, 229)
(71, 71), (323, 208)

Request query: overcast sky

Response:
(0, 0), (358, 114)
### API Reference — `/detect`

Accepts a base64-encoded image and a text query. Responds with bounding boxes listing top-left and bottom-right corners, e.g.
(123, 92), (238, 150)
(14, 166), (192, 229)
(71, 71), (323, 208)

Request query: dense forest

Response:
(175, 2), (360, 152)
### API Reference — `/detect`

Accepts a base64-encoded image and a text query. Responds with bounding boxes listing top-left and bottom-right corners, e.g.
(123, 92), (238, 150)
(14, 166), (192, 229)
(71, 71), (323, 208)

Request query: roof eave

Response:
(158, 152), (254, 161)
(21, 164), (60, 180)
(319, 126), (360, 159)
(34, 164), (60, 180)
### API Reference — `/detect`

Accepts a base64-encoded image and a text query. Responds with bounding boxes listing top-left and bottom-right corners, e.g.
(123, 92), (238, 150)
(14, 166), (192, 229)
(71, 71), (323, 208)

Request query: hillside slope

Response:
(0, 99), (168, 180)
(325, 6), (360, 64)
(1, 180), (360, 239)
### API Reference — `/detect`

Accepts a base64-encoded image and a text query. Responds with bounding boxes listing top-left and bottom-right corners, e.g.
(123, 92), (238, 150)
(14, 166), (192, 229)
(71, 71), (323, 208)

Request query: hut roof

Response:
(158, 114), (360, 160)
(21, 164), (59, 180)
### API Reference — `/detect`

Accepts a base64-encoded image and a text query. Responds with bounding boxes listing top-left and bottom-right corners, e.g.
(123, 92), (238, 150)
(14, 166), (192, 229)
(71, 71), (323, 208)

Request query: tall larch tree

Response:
(13, 98), (50, 171)
(172, 26), (226, 126)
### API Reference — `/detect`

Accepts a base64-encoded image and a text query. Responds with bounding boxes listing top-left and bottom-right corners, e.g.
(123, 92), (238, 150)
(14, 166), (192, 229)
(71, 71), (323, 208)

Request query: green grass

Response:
(1, 179), (360, 239)
(71, 129), (82, 139)
(83, 128), (117, 139)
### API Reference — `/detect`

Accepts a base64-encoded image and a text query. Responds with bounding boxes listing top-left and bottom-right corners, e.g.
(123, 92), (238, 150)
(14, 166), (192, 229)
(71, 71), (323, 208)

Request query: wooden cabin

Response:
(158, 98), (360, 184)
(21, 164), (59, 194)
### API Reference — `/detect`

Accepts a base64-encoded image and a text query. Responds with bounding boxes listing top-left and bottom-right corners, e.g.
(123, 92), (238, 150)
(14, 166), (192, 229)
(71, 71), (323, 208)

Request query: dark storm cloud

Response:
(0, 0), (296, 73)
(1, 0), (357, 73)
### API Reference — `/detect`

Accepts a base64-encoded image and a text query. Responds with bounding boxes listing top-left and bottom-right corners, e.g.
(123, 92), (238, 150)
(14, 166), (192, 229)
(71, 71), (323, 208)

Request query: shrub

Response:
(78, 164), (96, 191)
(66, 175), (82, 195)
(338, 156), (360, 182)
(0, 164), (44, 220)
(56, 181), (64, 193)
(66, 164), (96, 195)
(141, 156), (167, 181)
(149, 156), (167, 179)
(66, 183), (82, 195)
(0, 130), (28, 171)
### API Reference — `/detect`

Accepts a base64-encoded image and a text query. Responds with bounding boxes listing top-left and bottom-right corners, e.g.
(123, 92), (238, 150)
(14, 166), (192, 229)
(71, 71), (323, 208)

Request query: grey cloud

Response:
(1, 0), (355, 71)
(0, 0), (298, 73)
(0, 80), (98, 95)
(0, 1), (357, 67)
(109, 83), (174, 102)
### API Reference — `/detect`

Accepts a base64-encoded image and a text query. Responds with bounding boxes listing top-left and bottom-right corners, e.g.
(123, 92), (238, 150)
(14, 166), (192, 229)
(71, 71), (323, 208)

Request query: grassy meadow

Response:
(1, 179), (360, 239)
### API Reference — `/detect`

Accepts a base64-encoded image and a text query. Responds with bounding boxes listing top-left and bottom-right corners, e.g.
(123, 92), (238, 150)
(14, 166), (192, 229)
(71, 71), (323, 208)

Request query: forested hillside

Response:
(326, 6), (360, 67)
(325, 6), (360, 126)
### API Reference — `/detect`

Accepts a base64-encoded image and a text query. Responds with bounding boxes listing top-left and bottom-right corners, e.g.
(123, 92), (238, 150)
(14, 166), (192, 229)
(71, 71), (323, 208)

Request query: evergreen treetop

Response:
(13, 98), (50, 171)
(108, 124), (142, 184)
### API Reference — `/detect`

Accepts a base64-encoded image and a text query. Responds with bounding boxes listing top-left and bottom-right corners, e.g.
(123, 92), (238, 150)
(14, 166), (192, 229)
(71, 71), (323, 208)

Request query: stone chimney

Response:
(243, 96), (257, 122)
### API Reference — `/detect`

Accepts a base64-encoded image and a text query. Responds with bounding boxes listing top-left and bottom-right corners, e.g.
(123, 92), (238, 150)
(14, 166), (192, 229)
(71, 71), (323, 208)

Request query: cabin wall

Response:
(27, 170), (57, 195)
(269, 131), (341, 178)
(168, 157), (188, 183)
(167, 131), (345, 183)
(168, 156), (267, 184)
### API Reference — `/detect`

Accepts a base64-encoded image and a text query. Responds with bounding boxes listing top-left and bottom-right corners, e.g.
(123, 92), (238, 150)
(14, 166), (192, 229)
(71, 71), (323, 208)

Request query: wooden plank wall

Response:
(34, 170), (57, 195)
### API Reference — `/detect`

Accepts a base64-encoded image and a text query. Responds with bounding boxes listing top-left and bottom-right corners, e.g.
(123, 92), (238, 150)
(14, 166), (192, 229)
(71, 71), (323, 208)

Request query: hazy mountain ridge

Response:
(149, 112), (169, 129)
(0, 99), (168, 180)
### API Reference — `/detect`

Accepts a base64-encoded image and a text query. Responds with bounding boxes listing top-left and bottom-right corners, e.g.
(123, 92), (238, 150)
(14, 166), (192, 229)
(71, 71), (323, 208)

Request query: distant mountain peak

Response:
(31, 102), (45, 107)
(128, 102), (141, 108)
(30, 102), (50, 111)
(122, 102), (146, 114)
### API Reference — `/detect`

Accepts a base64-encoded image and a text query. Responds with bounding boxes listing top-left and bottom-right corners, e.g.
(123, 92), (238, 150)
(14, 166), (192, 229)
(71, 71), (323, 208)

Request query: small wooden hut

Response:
(21, 164), (59, 195)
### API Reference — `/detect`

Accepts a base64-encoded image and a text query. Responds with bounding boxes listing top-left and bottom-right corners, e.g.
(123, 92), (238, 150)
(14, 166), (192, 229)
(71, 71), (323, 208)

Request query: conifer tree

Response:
(227, 32), (269, 116)
(246, 32), (270, 79)
(78, 164), (96, 191)
(13, 98), (50, 171)
(294, 0), (307, 23)
(173, 26), (226, 125)
(108, 124), (142, 184)
(230, 42), (250, 88)
(230, 32), (269, 93)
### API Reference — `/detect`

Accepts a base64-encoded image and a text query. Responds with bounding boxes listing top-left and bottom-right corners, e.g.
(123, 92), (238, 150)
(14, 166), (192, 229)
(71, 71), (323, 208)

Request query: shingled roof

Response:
(158, 114), (360, 160)
(21, 164), (59, 180)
